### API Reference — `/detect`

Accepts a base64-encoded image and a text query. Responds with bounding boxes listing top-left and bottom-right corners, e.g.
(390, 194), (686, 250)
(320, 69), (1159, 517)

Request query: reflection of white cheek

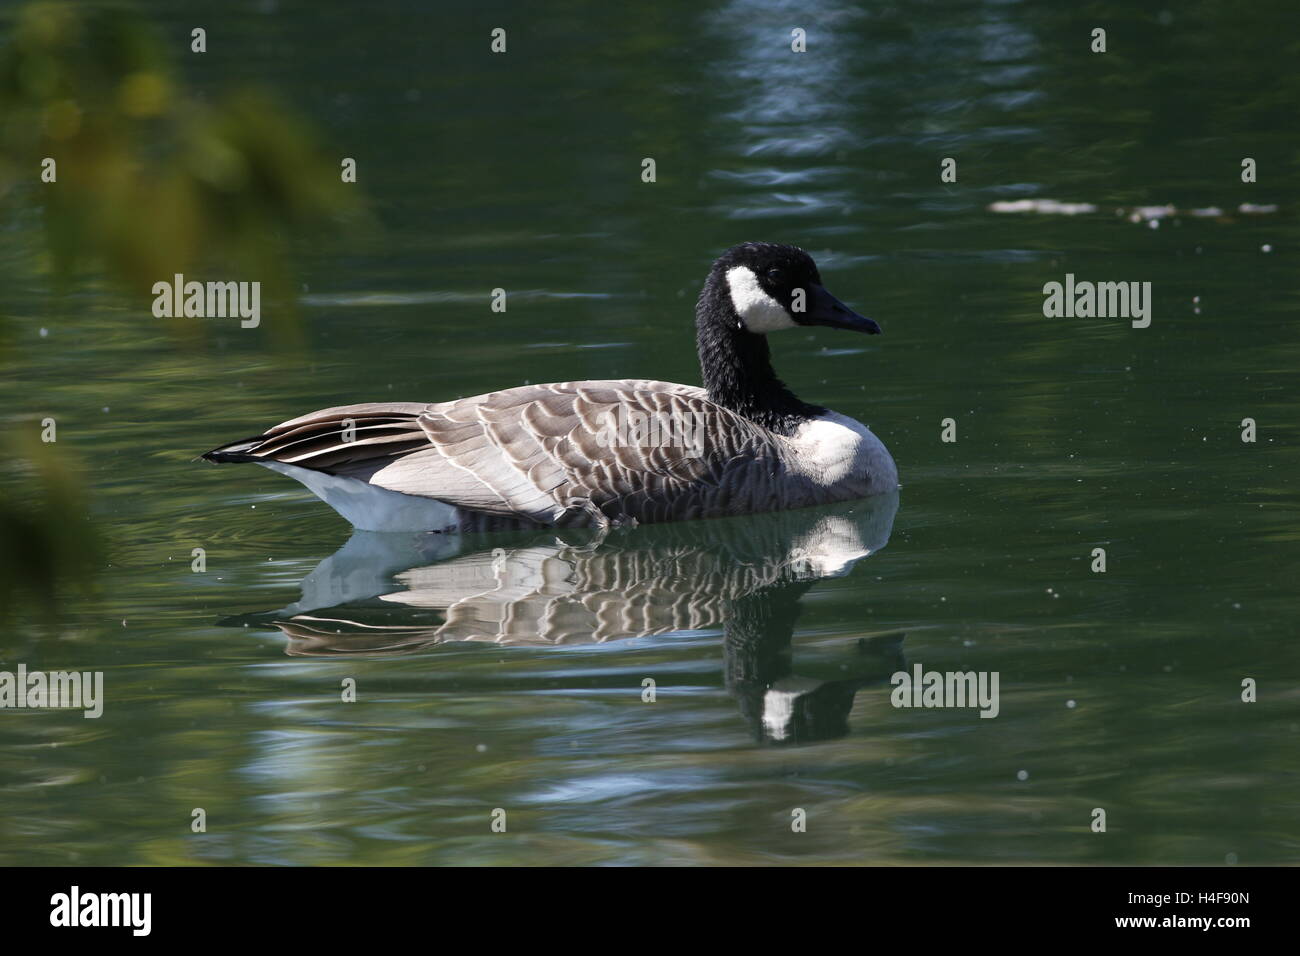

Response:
(726, 266), (796, 332)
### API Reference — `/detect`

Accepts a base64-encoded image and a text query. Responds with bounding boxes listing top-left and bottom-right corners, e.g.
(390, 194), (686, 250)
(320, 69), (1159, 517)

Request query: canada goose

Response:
(202, 242), (898, 532)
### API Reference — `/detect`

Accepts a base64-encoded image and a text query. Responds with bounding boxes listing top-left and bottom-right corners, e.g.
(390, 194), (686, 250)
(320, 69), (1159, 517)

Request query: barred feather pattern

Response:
(205, 380), (886, 528)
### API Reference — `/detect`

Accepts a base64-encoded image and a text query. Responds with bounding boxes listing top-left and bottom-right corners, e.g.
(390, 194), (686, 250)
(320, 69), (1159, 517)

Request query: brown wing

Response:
(204, 380), (783, 525)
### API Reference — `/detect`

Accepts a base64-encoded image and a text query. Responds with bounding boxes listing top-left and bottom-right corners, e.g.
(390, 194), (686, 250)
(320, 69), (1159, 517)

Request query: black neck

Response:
(695, 274), (823, 435)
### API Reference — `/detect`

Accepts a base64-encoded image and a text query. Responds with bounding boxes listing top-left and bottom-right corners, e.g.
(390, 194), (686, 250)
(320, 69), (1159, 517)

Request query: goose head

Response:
(707, 241), (881, 336)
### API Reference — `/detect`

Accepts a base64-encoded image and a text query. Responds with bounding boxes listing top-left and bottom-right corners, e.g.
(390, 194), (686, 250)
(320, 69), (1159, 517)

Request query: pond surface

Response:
(1, 0), (1297, 865)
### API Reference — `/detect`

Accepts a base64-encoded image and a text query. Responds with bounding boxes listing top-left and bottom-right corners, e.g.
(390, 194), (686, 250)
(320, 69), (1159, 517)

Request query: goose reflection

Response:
(232, 493), (903, 744)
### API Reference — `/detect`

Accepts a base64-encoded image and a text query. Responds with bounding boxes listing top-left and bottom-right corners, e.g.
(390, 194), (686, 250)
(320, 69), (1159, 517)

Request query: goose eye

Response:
(765, 267), (783, 284)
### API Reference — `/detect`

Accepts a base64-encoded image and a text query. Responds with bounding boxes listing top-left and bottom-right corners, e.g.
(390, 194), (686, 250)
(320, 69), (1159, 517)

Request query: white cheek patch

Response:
(725, 266), (796, 333)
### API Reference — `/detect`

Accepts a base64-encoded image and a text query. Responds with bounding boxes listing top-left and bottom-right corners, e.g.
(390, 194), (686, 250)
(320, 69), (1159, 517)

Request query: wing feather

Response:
(206, 380), (786, 525)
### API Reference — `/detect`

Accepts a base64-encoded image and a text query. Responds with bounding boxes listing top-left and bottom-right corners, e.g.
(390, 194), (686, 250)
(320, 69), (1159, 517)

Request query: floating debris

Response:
(988, 199), (1097, 215)
(990, 198), (1279, 223)
(1127, 204), (1177, 223)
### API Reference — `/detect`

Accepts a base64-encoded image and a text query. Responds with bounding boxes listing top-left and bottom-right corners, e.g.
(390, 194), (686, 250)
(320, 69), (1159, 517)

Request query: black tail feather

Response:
(201, 436), (266, 463)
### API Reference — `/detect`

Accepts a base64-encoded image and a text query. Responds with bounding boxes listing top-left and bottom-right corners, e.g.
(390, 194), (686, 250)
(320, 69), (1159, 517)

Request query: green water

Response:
(2, 1), (1298, 865)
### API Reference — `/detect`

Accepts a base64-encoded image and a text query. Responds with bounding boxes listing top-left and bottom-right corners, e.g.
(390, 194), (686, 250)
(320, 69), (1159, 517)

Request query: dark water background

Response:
(2, 0), (1297, 864)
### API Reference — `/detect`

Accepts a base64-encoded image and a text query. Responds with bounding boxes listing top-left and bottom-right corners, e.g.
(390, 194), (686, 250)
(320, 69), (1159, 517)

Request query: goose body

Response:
(203, 243), (898, 532)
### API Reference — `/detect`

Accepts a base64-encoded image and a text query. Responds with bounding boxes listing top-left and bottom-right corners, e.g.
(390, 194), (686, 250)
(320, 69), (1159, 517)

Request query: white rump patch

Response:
(725, 266), (795, 333)
(260, 462), (459, 532)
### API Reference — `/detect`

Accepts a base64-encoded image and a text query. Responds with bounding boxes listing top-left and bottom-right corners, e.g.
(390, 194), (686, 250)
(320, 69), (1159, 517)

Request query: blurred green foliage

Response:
(0, 2), (358, 322)
(0, 433), (99, 628)
(0, 1), (363, 625)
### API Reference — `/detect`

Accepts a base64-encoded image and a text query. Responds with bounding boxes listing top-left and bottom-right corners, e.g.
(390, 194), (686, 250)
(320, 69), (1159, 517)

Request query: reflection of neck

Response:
(723, 580), (811, 687)
(696, 276), (823, 435)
